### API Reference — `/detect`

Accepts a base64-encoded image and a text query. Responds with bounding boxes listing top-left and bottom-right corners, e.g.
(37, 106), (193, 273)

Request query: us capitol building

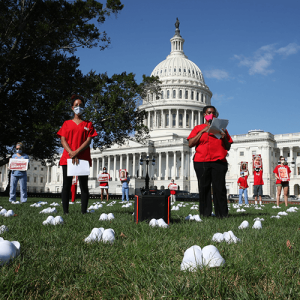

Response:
(1, 22), (300, 197)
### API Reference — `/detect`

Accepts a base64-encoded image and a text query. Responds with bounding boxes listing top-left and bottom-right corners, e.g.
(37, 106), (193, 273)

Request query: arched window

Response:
(167, 90), (170, 99)
(185, 90), (188, 99)
(191, 91), (194, 100)
(173, 90), (176, 98)
(196, 92), (199, 101)
(150, 115), (153, 128)
(179, 90), (182, 99)
(194, 115), (198, 126)
(161, 91), (164, 99)
(201, 94), (204, 102)
(179, 114), (183, 127)
(174, 68), (176, 72)
(186, 114), (190, 127)
(179, 68), (181, 72)
(166, 113), (169, 127)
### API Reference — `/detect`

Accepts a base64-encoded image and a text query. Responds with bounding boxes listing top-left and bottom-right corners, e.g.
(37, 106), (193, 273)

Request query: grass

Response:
(0, 197), (300, 299)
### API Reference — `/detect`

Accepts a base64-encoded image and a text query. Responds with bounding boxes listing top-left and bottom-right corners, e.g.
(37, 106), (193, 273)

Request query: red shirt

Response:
(273, 165), (291, 184)
(237, 175), (248, 189)
(187, 124), (233, 162)
(253, 170), (264, 185)
(57, 120), (97, 166)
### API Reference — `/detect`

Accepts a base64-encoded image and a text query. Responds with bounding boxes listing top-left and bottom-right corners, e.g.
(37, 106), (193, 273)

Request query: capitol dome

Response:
(140, 19), (213, 140)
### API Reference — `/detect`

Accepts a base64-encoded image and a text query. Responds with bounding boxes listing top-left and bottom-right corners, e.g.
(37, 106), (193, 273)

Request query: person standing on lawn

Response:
(237, 171), (249, 205)
(273, 156), (291, 207)
(168, 179), (177, 203)
(253, 165), (264, 205)
(187, 105), (233, 218)
(57, 94), (98, 214)
(98, 167), (110, 201)
(9, 142), (29, 203)
(120, 171), (130, 202)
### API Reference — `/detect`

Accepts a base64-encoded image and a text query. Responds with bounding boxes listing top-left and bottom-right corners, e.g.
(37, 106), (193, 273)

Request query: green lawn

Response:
(0, 197), (299, 299)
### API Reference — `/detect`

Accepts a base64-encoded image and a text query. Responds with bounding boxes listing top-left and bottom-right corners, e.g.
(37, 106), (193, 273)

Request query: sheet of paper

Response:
(207, 118), (229, 139)
(67, 159), (90, 176)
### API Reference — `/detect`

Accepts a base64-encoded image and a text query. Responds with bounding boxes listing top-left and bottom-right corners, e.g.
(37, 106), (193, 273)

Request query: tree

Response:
(0, 0), (124, 166)
(84, 72), (161, 151)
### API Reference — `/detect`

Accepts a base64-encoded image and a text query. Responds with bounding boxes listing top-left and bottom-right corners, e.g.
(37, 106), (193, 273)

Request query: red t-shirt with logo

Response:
(273, 165), (291, 184)
(57, 120), (98, 166)
(253, 170), (264, 185)
(187, 124), (233, 162)
(237, 175), (248, 189)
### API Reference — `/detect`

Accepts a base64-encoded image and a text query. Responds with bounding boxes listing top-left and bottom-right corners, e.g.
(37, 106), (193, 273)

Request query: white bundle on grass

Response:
(0, 237), (20, 266)
(180, 245), (225, 271)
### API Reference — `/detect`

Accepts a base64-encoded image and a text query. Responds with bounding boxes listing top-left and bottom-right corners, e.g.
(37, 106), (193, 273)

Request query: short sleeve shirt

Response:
(237, 175), (248, 189)
(57, 120), (97, 166)
(187, 124), (233, 162)
(253, 170), (264, 185)
(11, 153), (30, 176)
(273, 165), (291, 184)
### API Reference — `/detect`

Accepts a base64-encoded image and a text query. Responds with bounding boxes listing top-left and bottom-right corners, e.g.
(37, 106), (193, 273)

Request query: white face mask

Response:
(74, 106), (84, 115)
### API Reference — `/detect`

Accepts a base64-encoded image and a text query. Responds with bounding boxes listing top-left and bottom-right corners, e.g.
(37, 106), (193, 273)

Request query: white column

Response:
(97, 158), (100, 175)
(279, 147), (283, 156)
(120, 154), (123, 170)
(154, 110), (157, 128)
(183, 109), (186, 129)
(148, 111), (150, 128)
(139, 153), (142, 178)
(133, 154), (136, 178)
(159, 152), (162, 179)
(161, 110), (164, 128)
(198, 111), (201, 124)
(102, 156), (105, 169)
(173, 151), (176, 179)
(169, 109), (171, 127)
(165, 152), (169, 180)
(107, 156), (111, 176)
(191, 110), (194, 127)
(113, 155), (116, 180)
(126, 154), (129, 172)
(47, 166), (50, 183)
(176, 109), (179, 128)
(181, 151), (184, 179)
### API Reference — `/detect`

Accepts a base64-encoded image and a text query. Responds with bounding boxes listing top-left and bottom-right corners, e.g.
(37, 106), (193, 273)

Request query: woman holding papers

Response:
(57, 94), (97, 214)
(187, 106), (232, 218)
(98, 167), (110, 201)
(9, 142), (29, 203)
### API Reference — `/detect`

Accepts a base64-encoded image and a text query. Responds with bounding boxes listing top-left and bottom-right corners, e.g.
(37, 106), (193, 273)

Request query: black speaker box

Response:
(134, 190), (171, 224)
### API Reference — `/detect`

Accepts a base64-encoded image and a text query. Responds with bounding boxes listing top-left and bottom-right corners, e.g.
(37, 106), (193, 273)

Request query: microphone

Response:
(208, 120), (212, 125)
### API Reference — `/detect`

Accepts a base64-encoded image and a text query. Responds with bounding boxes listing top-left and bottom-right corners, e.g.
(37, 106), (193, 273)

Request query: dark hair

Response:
(71, 94), (85, 106)
(203, 105), (219, 117)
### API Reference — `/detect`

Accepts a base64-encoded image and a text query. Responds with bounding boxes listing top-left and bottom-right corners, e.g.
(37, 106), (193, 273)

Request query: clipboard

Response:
(67, 159), (90, 176)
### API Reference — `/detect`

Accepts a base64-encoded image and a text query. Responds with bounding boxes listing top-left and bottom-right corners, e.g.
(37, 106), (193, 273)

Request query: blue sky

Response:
(75, 0), (300, 136)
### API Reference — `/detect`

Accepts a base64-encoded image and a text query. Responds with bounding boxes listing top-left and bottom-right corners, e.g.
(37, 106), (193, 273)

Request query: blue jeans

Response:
(239, 188), (248, 204)
(9, 172), (28, 203)
(122, 187), (129, 201)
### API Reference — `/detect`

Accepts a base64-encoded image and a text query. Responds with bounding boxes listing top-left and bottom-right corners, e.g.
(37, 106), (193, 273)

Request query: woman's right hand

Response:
(69, 150), (78, 159)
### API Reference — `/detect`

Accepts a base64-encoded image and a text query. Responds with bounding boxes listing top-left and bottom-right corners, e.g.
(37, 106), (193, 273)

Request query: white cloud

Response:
(234, 42), (300, 75)
(204, 69), (229, 80)
(276, 43), (300, 57)
(212, 93), (233, 103)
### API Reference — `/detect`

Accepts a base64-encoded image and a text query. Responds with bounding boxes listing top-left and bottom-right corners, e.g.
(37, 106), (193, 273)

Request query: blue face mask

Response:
(74, 106), (84, 115)
(16, 149), (22, 154)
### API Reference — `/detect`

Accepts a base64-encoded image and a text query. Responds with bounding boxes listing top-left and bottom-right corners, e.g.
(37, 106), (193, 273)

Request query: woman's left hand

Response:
(220, 128), (227, 140)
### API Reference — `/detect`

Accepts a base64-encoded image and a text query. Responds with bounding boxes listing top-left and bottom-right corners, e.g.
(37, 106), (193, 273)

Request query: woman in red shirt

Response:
(57, 94), (98, 214)
(187, 106), (233, 218)
(273, 156), (291, 207)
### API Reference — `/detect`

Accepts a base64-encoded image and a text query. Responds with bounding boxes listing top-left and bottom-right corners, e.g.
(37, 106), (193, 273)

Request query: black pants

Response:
(194, 161), (228, 218)
(62, 165), (89, 214)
